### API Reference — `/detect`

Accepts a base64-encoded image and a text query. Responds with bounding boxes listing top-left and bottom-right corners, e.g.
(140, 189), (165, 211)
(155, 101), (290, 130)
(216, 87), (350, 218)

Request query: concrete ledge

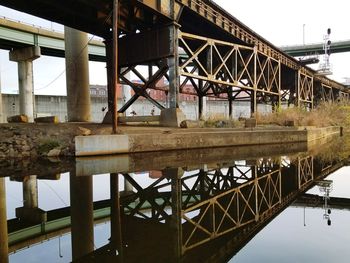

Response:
(75, 134), (129, 156)
(118, 115), (160, 123)
(75, 126), (341, 156)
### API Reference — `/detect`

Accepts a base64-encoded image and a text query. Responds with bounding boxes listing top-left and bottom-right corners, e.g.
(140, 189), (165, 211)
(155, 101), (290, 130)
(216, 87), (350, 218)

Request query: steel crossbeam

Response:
(297, 70), (313, 108)
(178, 31), (281, 111)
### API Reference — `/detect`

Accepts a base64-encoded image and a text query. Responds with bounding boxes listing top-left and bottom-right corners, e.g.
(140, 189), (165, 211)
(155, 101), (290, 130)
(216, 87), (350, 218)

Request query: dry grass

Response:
(255, 102), (350, 128)
(203, 113), (242, 128)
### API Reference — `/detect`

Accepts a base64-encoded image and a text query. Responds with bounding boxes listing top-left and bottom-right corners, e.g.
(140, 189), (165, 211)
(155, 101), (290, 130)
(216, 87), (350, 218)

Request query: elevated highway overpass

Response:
(281, 40), (350, 57)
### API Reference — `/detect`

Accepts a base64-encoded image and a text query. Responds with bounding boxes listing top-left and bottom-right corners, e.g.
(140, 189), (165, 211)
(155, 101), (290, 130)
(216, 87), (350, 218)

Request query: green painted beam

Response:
(281, 40), (350, 57)
(0, 17), (106, 62)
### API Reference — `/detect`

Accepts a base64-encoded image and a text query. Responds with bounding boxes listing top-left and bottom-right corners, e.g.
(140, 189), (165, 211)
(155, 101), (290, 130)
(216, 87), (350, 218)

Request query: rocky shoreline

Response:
(0, 123), (109, 159)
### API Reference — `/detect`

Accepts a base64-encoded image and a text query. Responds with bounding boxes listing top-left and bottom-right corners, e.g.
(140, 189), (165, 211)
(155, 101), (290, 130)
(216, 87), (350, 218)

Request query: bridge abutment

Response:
(64, 27), (91, 122)
(9, 46), (41, 122)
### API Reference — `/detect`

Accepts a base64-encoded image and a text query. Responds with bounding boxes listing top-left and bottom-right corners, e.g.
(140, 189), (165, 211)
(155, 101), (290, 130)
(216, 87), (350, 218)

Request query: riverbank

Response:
(0, 123), (341, 158)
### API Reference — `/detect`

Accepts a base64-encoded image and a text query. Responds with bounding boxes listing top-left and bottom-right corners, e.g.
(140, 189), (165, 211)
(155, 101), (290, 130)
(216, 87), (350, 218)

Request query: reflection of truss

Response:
(119, 155), (318, 254)
(298, 156), (314, 190)
(181, 168), (281, 252)
(298, 70), (313, 108)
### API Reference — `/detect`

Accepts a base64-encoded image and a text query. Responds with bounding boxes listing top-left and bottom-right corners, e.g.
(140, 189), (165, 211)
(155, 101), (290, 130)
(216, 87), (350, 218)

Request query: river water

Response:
(1, 137), (350, 263)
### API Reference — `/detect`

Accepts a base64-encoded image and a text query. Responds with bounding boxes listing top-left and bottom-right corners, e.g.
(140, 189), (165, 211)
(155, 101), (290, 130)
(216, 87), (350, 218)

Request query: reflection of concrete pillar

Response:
(64, 27), (91, 122)
(23, 175), (38, 208)
(15, 175), (46, 224)
(0, 177), (9, 263)
(163, 168), (183, 260)
(9, 46), (41, 122)
(70, 172), (94, 260)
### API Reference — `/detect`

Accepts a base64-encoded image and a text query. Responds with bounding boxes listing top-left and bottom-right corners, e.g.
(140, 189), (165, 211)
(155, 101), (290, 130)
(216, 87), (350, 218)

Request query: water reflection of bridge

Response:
(1, 145), (349, 262)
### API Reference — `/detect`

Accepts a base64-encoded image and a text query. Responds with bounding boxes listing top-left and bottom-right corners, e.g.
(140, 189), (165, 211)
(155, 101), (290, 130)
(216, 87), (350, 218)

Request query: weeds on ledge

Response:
(255, 102), (350, 127)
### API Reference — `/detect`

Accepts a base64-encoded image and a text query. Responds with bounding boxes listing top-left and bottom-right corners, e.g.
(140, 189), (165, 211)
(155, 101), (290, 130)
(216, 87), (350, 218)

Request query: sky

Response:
(0, 0), (350, 95)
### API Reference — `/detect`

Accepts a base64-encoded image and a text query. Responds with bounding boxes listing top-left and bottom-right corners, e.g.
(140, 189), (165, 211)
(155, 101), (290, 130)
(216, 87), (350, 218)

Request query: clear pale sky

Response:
(0, 0), (349, 95)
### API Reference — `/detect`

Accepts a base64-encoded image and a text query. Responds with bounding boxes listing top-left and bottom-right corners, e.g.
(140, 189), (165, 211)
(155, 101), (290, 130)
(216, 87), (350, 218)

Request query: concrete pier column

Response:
(0, 177), (8, 263)
(9, 46), (41, 122)
(70, 172), (94, 260)
(64, 27), (91, 122)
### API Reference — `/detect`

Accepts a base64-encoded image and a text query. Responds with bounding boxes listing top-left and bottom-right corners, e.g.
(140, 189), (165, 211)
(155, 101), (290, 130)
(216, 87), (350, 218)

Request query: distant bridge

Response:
(0, 17), (105, 61)
(281, 40), (350, 57)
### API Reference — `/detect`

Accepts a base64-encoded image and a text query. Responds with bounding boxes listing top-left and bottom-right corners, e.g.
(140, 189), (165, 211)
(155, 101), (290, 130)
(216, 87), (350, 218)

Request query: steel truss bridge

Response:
(0, 0), (349, 117)
(5, 152), (348, 262)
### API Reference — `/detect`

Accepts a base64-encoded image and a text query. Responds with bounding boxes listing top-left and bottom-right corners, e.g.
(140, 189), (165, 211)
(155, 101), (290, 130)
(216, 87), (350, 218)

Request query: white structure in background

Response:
(343, 77), (350, 87)
(316, 179), (333, 226)
(317, 28), (332, 75)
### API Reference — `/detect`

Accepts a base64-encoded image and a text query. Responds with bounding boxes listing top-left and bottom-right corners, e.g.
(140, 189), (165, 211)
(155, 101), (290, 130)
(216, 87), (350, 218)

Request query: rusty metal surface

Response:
(119, 25), (173, 67)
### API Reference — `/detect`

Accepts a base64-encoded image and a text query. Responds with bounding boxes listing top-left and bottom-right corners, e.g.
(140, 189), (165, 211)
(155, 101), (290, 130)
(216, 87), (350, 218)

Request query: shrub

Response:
(38, 139), (60, 154)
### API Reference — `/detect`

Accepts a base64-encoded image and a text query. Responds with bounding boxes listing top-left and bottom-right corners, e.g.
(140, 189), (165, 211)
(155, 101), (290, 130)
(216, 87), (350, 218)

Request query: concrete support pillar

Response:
(0, 177), (8, 263)
(64, 27), (91, 122)
(70, 172), (94, 260)
(9, 46), (40, 122)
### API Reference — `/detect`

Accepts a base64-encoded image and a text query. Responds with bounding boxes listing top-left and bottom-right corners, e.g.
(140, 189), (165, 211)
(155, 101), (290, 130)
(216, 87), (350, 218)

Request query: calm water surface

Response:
(2, 140), (350, 263)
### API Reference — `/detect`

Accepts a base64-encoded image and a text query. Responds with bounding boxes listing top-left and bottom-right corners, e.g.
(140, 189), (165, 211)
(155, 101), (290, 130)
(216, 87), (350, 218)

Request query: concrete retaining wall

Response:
(75, 126), (341, 156)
